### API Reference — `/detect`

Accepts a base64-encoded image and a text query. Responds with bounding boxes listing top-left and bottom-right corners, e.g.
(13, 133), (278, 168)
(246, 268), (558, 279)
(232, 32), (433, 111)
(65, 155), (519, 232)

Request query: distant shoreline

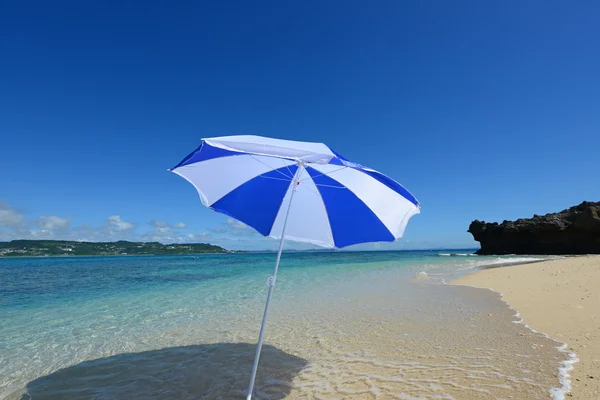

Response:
(0, 252), (233, 259)
(0, 239), (229, 258)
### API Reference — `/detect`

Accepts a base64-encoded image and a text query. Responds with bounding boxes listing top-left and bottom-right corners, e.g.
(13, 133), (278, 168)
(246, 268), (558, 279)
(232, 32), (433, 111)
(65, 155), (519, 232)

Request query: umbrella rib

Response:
(258, 176), (293, 182)
(299, 166), (348, 182)
(248, 154), (294, 179)
(281, 158), (295, 179)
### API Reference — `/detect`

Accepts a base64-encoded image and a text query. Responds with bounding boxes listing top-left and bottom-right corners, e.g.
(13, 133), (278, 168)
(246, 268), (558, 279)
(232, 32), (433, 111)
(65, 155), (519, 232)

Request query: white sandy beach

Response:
(453, 256), (600, 399)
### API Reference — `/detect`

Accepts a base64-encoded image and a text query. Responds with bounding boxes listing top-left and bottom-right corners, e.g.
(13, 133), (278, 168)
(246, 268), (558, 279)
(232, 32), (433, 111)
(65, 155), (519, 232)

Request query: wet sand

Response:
(453, 255), (600, 399)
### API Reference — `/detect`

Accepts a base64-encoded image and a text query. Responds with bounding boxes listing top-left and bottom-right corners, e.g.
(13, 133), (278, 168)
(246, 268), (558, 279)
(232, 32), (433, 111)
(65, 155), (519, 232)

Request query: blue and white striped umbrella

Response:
(171, 135), (420, 248)
(170, 135), (420, 399)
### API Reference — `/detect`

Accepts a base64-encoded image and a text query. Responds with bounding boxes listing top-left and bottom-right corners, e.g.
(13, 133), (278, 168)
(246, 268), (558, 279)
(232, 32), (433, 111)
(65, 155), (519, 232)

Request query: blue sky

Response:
(1, 1), (599, 250)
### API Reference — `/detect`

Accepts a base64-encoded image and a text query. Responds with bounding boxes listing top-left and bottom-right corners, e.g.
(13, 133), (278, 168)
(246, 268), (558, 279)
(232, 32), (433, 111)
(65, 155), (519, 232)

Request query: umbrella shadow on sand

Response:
(21, 343), (307, 400)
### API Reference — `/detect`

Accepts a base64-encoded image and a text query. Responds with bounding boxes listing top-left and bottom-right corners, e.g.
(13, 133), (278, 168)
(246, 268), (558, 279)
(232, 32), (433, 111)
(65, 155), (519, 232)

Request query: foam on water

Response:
(484, 256), (556, 266)
(438, 253), (478, 257)
(0, 251), (572, 399)
(413, 271), (429, 280)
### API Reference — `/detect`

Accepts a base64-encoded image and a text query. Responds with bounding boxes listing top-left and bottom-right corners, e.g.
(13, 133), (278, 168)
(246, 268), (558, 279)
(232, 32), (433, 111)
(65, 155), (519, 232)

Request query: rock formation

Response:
(469, 201), (600, 255)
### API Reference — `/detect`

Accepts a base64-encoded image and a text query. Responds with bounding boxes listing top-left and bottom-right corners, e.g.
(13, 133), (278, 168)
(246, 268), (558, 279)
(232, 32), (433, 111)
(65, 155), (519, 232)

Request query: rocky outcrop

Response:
(469, 201), (600, 255)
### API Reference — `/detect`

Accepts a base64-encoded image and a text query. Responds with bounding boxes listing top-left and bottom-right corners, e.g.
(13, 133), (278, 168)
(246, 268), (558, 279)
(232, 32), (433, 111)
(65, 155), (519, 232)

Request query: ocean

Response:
(0, 251), (571, 399)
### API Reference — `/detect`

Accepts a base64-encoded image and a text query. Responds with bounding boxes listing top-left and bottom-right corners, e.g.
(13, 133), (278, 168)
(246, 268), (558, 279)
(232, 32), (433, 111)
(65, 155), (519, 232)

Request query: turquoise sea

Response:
(0, 251), (570, 399)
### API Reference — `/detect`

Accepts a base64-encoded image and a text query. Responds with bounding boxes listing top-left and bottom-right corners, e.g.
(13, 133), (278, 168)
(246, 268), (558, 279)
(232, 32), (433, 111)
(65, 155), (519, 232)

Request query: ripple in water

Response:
(0, 253), (569, 399)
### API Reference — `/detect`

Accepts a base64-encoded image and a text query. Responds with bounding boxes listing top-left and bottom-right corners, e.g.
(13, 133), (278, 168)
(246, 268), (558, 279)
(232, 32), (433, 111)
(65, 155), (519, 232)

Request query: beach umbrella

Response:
(170, 135), (420, 399)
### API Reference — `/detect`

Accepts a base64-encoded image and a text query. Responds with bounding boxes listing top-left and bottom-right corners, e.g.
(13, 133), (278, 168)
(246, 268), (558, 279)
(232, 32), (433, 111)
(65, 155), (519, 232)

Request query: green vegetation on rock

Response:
(0, 240), (228, 257)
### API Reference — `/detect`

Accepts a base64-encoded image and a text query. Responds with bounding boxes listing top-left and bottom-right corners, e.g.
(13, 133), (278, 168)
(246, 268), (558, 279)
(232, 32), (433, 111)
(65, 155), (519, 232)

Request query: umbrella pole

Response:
(246, 165), (302, 400)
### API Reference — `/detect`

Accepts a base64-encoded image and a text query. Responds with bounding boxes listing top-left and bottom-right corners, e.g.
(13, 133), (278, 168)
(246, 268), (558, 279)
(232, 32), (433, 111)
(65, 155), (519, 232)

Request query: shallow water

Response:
(0, 251), (567, 399)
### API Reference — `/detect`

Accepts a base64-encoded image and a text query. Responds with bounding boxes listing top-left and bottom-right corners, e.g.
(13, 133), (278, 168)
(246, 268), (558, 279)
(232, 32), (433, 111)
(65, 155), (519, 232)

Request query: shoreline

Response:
(452, 256), (600, 399)
(1, 252), (588, 399)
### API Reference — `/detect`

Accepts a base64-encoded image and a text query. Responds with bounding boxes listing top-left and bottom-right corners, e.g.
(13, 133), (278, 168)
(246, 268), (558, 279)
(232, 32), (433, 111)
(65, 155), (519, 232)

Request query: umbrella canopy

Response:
(171, 135), (420, 248)
(170, 135), (420, 399)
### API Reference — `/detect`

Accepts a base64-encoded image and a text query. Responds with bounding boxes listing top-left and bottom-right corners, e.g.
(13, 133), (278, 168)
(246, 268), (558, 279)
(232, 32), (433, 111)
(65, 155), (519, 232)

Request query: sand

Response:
(453, 255), (600, 399)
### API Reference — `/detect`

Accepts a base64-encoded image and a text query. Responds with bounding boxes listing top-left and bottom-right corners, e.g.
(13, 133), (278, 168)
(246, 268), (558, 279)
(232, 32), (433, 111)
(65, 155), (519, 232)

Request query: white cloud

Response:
(1, 201), (468, 251)
(141, 228), (210, 244)
(30, 229), (53, 238)
(105, 215), (135, 232)
(38, 216), (71, 230)
(0, 202), (210, 245)
(150, 220), (169, 228)
(187, 232), (211, 240)
(0, 202), (24, 226)
(140, 220), (205, 244)
(208, 226), (227, 233)
(210, 217), (257, 238)
(226, 218), (249, 230)
(150, 220), (186, 229)
(0, 202), (137, 242)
